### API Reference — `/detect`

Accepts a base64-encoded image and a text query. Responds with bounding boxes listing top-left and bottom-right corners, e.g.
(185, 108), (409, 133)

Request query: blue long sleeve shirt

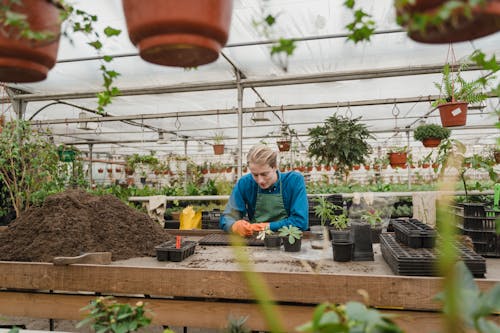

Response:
(220, 170), (308, 232)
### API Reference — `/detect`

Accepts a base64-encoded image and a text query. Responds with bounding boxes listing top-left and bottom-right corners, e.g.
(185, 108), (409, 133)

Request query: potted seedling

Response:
(256, 228), (281, 249)
(278, 225), (303, 252)
(414, 123), (451, 148)
(311, 197), (335, 249)
(361, 208), (385, 243)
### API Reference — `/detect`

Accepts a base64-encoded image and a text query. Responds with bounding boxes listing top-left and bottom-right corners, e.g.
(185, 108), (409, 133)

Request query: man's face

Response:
(248, 162), (277, 190)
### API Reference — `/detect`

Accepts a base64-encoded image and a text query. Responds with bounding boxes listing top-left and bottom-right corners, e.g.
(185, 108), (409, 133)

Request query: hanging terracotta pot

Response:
(438, 101), (468, 127)
(122, 0), (233, 67)
(213, 144), (225, 155)
(422, 138), (442, 148)
(396, 0), (500, 44)
(388, 152), (407, 168)
(277, 140), (291, 152)
(0, 0), (61, 82)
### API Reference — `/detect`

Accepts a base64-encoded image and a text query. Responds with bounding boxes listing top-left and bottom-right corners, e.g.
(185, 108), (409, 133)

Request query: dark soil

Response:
(0, 189), (171, 262)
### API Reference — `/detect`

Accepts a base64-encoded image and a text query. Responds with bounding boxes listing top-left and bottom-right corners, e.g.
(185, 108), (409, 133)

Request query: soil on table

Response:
(0, 189), (172, 262)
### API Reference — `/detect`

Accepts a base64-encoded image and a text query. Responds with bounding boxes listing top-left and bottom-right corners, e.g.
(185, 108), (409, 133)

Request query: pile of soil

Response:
(0, 189), (171, 262)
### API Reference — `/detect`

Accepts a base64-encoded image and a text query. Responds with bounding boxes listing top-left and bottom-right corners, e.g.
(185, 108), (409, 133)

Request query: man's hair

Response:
(247, 144), (277, 168)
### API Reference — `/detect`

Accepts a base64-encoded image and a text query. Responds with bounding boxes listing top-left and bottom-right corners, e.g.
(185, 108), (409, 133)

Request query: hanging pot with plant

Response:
(121, 0), (233, 68)
(414, 123), (451, 148)
(433, 62), (490, 127)
(276, 123), (294, 152)
(387, 148), (407, 168)
(395, 0), (500, 44)
(0, 0), (62, 83)
(212, 131), (225, 155)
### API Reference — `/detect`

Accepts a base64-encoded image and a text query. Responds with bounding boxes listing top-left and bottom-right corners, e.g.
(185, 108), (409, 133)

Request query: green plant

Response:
(256, 227), (275, 240)
(313, 197), (335, 226)
(0, 0), (121, 113)
(0, 120), (70, 217)
(225, 316), (251, 333)
(213, 131), (225, 144)
(278, 225), (303, 245)
(330, 212), (349, 230)
(432, 62), (491, 107)
(296, 300), (403, 333)
(414, 124), (451, 142)
(343, 0), (376, 43)
(308, 114), (373, 181)
(76, 296), (152, 333)
(361, 208), (383, 226)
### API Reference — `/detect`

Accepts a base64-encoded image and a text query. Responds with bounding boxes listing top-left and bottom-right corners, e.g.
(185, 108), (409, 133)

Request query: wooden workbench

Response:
(0, 234), (499, 332)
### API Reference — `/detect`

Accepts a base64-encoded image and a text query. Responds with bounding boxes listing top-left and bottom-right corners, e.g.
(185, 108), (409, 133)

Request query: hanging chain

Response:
(345, 103), (353, 119)
(175, 113), (181, 129)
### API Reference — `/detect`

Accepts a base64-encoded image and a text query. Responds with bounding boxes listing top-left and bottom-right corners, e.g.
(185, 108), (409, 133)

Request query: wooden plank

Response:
(4, 291), (497, 333)
(0, 262), (498, 311)
(0, 226), (7, 232)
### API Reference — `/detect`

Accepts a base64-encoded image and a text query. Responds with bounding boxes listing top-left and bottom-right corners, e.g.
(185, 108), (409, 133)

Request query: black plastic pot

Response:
(371, 225), (383, 244)
(283, 237), (301, 252)
(351, 222), (374, 261)
(330, 229), (351, 243)
(332, 241), (353, 262)
(264, 235), (282, 249)
(155, 240), (196, 262)
(140, 177), (146, 185)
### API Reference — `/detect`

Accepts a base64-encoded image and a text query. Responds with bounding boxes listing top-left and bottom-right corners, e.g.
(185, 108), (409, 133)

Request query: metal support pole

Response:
(184, 139), (188, 192)
(88, 144), (93, 188)
(236, 70), (244, 179)
(406, 130), (411, 190)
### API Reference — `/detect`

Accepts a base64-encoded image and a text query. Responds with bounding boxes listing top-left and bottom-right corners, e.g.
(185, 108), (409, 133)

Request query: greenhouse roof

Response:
(1, 0), (499, 161)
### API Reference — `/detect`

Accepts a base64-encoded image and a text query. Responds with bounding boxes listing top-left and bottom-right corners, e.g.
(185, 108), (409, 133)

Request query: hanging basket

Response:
(422, 138), (442, 148)
(388, 152), (407, 168)
(276, 140), (291, 152)
(122, 0), (233, 67)
(57, 148), (76, 162)
(0, 0), (61, 83)
(396, 0), (500, 44)
(438, 101), (468, 127)
(213, 144), (225, 155)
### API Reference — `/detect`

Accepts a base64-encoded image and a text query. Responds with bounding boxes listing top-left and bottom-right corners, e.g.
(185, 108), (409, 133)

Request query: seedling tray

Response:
(198, 233), (264, 246)
(155, 240), (196, 262)
(392, 218), (436, 248)
(458, 226), (500, 257)
(380, 234), (486, 277)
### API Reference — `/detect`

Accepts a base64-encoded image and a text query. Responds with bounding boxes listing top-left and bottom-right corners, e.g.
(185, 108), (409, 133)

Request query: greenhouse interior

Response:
(0, 0), (499, 332)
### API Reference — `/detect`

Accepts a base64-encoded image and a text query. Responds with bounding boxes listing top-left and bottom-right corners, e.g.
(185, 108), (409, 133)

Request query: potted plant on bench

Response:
(257, 228), (282, 249)
(278, 225), (303, 252)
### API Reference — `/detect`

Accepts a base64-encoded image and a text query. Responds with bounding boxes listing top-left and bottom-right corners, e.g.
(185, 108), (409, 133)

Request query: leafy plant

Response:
(343, 0), (376, 43)
(432, 62), (491, 107)
(256, 227), (275, 241)
(213, 131), (225, 145)
(308, 114), (373, 180)
(330, 212), (349, 230)
(76, 296), (152, 333)
(414, 124), (451, 142)
(313, 197), (335, 226)
(225, 316), (251, 333)
(296, 300), (403, 333)
(361, 208), (383, 226)
(278, 225), (303, 245)
(0, 120), (69, 217)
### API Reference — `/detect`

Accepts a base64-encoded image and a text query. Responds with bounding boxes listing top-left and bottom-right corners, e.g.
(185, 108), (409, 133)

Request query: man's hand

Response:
(231, 220), (253, 237)
(250, 222), (270, 232)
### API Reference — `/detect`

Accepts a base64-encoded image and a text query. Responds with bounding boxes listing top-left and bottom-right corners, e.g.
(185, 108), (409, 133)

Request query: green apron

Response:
(252, 177), (288, 223)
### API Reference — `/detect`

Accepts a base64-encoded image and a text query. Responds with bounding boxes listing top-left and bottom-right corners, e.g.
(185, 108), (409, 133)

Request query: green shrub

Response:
(414, 124), (451, 142)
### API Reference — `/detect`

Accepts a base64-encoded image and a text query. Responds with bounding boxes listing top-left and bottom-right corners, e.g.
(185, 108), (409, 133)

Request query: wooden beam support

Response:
(3, 291), (496, 333)
(0, 262), (498, 311)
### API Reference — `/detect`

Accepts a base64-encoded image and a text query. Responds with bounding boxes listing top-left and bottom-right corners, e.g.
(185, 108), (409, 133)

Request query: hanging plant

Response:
(432, 61), (490, 127)
(276, 123), (294, 152)
(212, 131), (225, 155)
(414, 124), (451, 147)
(395, 0), (500, 44)
(307, 114), (373, 181)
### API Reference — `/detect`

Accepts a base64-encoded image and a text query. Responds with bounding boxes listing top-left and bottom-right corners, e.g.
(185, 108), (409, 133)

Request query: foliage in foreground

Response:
(76, 296), (152, 333)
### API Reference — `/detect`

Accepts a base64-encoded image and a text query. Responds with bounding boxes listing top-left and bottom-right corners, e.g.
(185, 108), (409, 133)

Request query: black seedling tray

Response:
(392, 218), (436, 248)
(380, 234), (486, 277)
(198, 233), (264, 246)
(458, 227), (499, 257)
(155, 240), (196, 262)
